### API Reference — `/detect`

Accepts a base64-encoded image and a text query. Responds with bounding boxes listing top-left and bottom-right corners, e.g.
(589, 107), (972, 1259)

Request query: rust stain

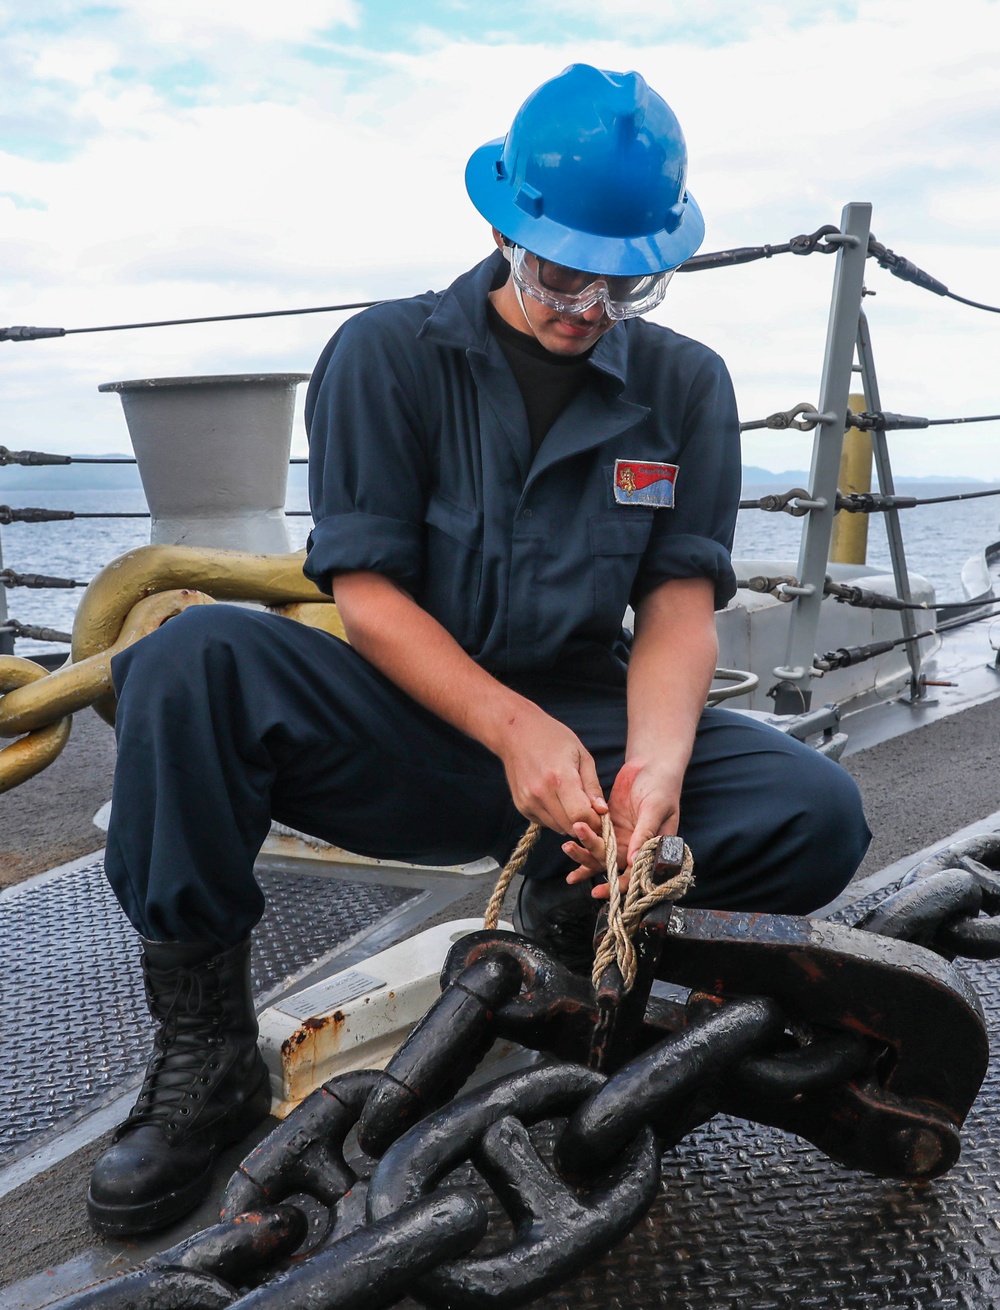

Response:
(281, 1009), (350, 1059)
(281, 1028), (312, 1054)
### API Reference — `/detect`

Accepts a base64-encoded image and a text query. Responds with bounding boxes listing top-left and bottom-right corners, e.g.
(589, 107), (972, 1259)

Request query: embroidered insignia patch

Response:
(613, 459), (678, 508)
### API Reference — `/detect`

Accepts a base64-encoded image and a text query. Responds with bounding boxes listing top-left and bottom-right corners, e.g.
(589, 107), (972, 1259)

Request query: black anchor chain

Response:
(56, 833), (1000, 1310)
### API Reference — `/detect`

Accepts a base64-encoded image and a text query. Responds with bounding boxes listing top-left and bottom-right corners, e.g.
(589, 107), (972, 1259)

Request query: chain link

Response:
(53, 836), (1000, 1309)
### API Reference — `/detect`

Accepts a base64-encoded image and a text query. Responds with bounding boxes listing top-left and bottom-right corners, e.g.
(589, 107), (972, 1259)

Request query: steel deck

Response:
(523, 884), (1000, 1309)
(0, 856), (420, 1170)
(5, 840), (1000, 1307)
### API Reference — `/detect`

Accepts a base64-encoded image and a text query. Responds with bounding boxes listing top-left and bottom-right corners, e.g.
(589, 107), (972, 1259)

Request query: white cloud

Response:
(80, 0), (359, 47)
(31, 38), (120, 87)
(0, 0), (998, 482)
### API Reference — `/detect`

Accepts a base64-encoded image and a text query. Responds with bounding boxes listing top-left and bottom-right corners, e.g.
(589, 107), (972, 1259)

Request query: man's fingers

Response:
(572, 820), (605, 854)
(626, 806), (680, 866)
(562, 839), (600, 869)
(550, 749), (606, 836)
(578, 753), (606, 815)
(626, 826), (658, 867)
(507, 740), (606, 839)
(589, 871), (631, 901)
(565, 863), (598, 884)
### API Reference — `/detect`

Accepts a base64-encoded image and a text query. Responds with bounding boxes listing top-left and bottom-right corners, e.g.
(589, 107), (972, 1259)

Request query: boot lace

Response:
(118, 961), (226, 1136)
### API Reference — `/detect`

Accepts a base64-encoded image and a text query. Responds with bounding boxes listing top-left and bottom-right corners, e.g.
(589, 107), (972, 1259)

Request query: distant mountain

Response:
(0, 458), (989, 491)
(741, 466), (809, 485)
(740, 465), (989, 487)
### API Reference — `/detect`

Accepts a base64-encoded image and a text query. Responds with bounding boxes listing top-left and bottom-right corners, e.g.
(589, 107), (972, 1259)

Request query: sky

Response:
(1, 0), (999, 477)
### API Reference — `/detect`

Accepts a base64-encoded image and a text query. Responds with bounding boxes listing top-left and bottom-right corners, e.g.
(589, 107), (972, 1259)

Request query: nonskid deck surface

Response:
(5, 686), (1000, 1306)
(5, 835), (1000, 1308)
(0, 856), (432, 1173)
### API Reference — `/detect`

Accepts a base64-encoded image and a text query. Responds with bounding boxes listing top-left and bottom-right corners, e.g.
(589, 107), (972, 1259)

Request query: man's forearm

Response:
(330, 570), (606, 835)
(332, 570), (529, 754)
(626, 576), (718, 786)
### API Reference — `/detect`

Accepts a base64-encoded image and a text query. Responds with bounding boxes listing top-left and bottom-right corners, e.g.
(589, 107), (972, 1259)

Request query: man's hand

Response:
(497, 702), (607, 837)
(561, 575), (718, 899)
(333, 571), (607, 842)
(563, 757), (682, 897)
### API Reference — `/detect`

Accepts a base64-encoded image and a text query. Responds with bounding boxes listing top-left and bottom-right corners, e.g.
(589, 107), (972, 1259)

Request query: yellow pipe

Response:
(829, 392), (873, 565)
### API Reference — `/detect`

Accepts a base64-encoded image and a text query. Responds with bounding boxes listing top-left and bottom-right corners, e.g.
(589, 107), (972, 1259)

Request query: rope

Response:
(483, 821), (542, 930)
(483, 814), (694, 995)
(591, 816), (694, 993)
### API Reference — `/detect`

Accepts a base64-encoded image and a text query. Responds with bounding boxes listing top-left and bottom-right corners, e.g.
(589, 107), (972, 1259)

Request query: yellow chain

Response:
(71, 544), (331, 664)
(0, 656), (72, 794)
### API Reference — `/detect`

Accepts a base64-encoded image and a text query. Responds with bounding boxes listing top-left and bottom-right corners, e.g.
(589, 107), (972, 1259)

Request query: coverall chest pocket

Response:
(423, 493), (484, 646)
(589, 511), (655, 626)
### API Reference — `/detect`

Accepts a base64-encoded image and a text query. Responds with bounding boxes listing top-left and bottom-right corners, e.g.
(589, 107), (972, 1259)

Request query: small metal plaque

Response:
(279, 970), (386, 1020)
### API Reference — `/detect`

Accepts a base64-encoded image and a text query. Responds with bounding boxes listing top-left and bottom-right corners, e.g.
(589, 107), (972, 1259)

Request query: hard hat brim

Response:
(465, 139), (705, 277)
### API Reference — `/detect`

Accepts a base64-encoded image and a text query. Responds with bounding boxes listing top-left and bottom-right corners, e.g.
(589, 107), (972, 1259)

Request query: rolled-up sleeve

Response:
(303, 307), (431, 596)
(631, 348), (740, 610)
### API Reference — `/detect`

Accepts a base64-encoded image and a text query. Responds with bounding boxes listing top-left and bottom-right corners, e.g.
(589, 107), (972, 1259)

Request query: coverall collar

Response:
(419, 251), (630, 393)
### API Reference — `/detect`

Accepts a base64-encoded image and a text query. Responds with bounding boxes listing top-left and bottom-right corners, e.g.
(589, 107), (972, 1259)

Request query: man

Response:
(87, 64), (870, 1236)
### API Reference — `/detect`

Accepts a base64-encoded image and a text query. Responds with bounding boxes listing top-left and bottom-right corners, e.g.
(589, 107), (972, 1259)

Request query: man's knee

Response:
(684, 722), (872, 915)
(761, 747), (871, 911)
(112, 604), (276, 701)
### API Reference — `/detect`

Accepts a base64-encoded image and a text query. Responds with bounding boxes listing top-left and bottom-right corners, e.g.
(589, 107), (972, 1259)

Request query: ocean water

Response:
(3, 481), (999, 658)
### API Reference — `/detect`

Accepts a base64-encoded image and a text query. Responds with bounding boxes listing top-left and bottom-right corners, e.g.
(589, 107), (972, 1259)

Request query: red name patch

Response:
(614, 460), (678, 508)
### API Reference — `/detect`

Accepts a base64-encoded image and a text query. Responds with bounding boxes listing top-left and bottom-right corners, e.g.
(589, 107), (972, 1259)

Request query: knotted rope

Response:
(483, 815), (695, 995)
(590, 815), (694, 993)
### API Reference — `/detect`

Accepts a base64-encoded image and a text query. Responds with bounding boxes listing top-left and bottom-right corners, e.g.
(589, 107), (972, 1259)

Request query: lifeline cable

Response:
(838, 487), (1000, 511)
(868, 237), (1000, 314)
(0, 300), (384, 342)
(0, 449), (308, 466)
(739, 408), (1000, 436)
(816, 603), (1000, 669)
(738, 486), (1000, 514)
(5, 226), (1000, 343)
(0, 231), (843, 341)
(848, 411), (1000, 431)
(823, 580), (1000, 614)
(0, 507), (312, 523)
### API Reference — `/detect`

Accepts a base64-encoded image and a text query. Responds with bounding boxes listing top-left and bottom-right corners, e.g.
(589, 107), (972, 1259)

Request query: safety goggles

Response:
(504, 244), (672, 320)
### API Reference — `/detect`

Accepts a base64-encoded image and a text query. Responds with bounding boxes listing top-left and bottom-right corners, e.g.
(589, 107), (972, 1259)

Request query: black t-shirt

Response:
(486, 299), (594, 456)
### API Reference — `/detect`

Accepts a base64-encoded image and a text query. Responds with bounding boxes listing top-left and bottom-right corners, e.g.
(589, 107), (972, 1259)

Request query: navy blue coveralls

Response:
(105, 253), (870, 947)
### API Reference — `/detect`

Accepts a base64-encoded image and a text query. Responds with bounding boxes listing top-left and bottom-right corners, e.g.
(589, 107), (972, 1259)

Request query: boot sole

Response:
(86, 1063), (272, 1237)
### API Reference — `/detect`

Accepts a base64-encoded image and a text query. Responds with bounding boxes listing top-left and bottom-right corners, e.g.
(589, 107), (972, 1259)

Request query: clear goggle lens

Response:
(504, 245), (672, 320)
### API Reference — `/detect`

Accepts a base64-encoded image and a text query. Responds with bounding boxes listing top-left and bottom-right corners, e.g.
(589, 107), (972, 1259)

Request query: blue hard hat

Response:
(465, 64), (704, 277)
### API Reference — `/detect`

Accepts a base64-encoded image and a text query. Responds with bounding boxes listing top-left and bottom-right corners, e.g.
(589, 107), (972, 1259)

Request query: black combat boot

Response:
(514, 876), (601, 976)
(87, 936), (272, 1236)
